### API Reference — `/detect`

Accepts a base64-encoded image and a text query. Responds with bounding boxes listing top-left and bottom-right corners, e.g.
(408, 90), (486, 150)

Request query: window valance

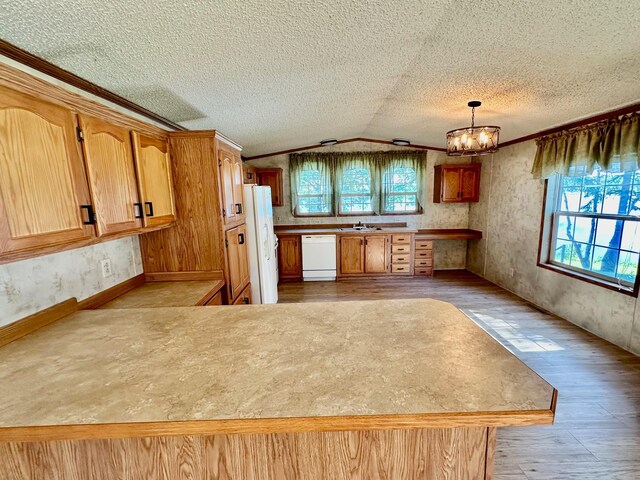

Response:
(532, 112), (640, 179)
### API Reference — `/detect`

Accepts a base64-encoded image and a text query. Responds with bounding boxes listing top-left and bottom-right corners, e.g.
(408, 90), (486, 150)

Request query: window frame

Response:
(537, 177), (640, 297)
(293, 168), (333, 217)
(337, 166), (375, 216)
(380, 165), (421, 215)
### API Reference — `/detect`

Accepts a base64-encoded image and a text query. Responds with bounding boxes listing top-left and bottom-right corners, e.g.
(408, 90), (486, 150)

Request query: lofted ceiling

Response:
(1, 0), (640, 156)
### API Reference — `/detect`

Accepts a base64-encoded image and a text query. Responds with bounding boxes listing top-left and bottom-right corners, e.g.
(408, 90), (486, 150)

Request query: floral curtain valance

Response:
(532, 112), (640, 179)
(289, 151), (427, 215)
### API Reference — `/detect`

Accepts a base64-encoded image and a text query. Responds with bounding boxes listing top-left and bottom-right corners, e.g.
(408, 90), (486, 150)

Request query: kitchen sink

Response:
(339, 227), (383, 231)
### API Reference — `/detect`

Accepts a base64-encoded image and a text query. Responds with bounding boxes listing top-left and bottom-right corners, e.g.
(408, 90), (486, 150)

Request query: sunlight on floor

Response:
(465, 310), (565, 353)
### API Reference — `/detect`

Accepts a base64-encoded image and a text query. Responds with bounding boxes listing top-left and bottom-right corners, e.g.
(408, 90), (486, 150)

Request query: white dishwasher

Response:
(302, 235), (337, 281)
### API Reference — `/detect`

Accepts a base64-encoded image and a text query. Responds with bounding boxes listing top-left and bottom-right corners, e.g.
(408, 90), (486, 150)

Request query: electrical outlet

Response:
(101, 259), (113, 278)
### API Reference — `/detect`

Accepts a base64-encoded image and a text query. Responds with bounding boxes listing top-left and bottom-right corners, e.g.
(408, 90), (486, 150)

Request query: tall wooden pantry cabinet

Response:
(139, 131), (251, 304)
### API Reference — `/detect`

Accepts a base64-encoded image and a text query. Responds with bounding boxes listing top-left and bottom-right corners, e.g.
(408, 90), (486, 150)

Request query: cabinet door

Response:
(365, 236), (388, 273)
(257, 169), (284, 206)
(219, 147), (238, 226)
(226, 224), (250, 301)
(0, 87), (95, 255)
(232, 153), (246, 224)
(339, 236), (364, 274)
(243, 164), (257, 184)
(232, 284), (252, 305)
(278, 235), (302, 280)
(79, 115), (141, 236)
(460, 166), (480, 202)
(131, 132), (176, 228)
(441, 168), (461, 202)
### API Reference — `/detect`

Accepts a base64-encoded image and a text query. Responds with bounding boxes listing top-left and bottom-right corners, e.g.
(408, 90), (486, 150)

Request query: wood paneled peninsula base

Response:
(0, 299), (555, 479)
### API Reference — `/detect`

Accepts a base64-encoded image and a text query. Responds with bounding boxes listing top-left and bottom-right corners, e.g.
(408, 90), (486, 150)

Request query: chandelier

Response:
(446, 101), (500, 156)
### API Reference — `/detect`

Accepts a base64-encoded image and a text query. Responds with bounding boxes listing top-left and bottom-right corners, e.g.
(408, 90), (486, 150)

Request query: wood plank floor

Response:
(278, 270), (640, 480)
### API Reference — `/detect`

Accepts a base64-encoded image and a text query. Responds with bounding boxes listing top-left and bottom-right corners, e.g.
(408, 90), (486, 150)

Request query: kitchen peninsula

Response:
(0, 298), (555, 479)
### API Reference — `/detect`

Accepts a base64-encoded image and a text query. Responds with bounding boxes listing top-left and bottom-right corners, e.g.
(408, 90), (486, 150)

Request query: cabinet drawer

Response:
(415, 240), (433, 250)
(415, 268), (433, 276)
(391, 264), (411, 273)
(415, 258), (433, 267)
(391, 234), (411, 244)
(391, 245), (411, 254)
(391, 254), (410, 264)
(415, 249), (433, 259)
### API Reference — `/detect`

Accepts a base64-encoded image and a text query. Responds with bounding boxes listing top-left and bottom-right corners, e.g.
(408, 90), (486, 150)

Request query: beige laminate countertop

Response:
(0, 299), (555, 440)
(99, 280), (225, 309)
(275, 226), (418, 235)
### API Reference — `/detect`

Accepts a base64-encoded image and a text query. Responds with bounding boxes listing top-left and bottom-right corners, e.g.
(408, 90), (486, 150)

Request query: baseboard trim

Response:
(78, 274), (146, 310)
(0, 298), (78, 348)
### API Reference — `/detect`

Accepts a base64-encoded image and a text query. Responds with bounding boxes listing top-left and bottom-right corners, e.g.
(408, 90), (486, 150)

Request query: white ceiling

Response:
(2, 0), (640, 156)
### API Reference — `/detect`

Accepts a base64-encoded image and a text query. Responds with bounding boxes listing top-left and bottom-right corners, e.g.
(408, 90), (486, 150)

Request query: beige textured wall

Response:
(246, 141), (472, 269)
(468, 141), (640, 355)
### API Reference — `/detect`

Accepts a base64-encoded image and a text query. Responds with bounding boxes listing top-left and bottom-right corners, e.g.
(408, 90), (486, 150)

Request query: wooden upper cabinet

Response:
(226, 224), (250, 301)
(0, 87), (95, 255)
(219, 147), (245, 227)
(433, 164), (481, 203)
(460, 166), (480, 202)
(365, 235), (388, 273)
(79, 115), (142, 236)
(339, 236), (365, 275)
(131, 132), (176, 228)
(277, 234), (302, 281)
(256, 168), (284, 207)
(243, 163), (257, 184)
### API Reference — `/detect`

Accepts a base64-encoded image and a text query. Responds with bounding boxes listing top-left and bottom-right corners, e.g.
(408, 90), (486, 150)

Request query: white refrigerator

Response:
(243, 185), (279, 304)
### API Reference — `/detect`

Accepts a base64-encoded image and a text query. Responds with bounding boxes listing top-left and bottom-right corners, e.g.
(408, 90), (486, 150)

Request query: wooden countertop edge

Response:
(0, 407), (555, 442)
(195, 279), (226, 306)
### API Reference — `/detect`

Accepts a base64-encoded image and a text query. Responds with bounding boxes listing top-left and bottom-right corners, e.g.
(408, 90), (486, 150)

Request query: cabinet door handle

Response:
(81, 204), (96, 225)
(242, 297), (250, 304)
(134, 203), (143, 219)
(239, 233), (245, 245)
(145, 202), (154, 217)
(236, 203), (243, 214)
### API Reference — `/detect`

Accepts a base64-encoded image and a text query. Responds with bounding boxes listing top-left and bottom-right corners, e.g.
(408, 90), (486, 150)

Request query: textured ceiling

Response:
(2, 0), (640, 156)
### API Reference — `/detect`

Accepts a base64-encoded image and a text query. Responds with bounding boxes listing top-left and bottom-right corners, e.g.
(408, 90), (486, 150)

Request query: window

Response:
(339, 167), (373, 214)
(290, 152), (426, 217)
(295, 168), (332, 215)
(382, 165), (419, 213)
(547, 165), (640, 288)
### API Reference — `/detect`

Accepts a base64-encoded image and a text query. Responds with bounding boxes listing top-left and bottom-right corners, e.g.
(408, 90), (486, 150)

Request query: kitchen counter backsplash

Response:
(0, 236), (143, 327)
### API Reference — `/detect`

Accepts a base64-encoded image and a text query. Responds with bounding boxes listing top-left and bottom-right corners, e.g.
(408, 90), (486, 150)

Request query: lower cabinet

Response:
(232, 284), (252, 305)
(226, 224), (251, 302)
(204, 291), (224, 306)
(339, 235), (391, 276)
(339, 236), (365, 275)
(364, 236), (388, 273)
(277, 235), (302, 281)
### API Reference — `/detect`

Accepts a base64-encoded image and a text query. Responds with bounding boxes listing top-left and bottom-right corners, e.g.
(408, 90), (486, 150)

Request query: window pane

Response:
(573, 216), (595, 243)
(617, 251), (639, 284)
(594, 218), (619, 247)
(552, 166), (640, 286)
(569, 242), (593, 270)
(621, 222), (640, 252)
(553, 239), (572, 264)
(630, 185), (640, 216)
(559, 176), (582, 211)
(556, 215), (574, 241)
(297, 169), (331, 215)
(340, 167), (372, 213)
(383, 166), (418, 213)
(592, 246), (618, 278)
